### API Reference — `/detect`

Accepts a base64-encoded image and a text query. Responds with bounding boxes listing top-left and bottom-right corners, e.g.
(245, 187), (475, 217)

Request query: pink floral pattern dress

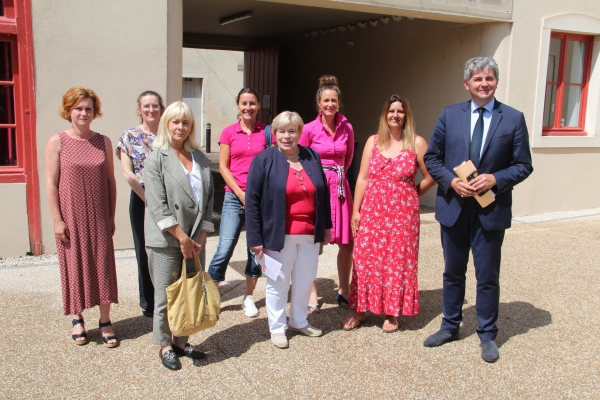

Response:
(349, 136), (420, 316)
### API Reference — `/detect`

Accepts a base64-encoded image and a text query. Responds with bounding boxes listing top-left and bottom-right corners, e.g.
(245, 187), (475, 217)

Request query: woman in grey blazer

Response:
(144, 101), (214, 371)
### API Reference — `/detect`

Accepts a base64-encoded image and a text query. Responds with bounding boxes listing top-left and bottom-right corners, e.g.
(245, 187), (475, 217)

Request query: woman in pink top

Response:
(208, 88), (269, 318)
(299, 75), (354, 310)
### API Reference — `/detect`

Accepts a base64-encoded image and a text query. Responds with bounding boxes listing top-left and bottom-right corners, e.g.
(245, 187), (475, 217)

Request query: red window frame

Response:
(0, 0), (41, 254)
(542, 33), (593, 136)
(0, 37), (20, 171)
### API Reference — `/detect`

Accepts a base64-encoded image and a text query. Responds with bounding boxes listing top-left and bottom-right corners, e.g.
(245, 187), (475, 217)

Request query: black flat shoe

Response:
(71, 318), (88, 345)
(142, 309), (153, 318)
(336, 293), (349, 307)
(423, 329), (459, 347)
(481, 340), (499, 363)
(172, 343), (206, 360)
(160, 349), (181, 370)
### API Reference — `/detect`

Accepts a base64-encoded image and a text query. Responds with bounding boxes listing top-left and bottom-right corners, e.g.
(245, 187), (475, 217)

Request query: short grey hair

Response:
(271, 111), (304, 134)
(464, 57), (499, 81)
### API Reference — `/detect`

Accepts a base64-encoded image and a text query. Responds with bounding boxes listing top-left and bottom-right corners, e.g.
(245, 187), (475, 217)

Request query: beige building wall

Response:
(503, 1), (600, 216)
(182, 48), (245, 152)
(31, 0), (182, 255)
(0, 184), (31, 257)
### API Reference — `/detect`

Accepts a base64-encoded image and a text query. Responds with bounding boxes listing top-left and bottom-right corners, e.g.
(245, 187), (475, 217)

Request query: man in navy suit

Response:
(423, 57), (533, 362)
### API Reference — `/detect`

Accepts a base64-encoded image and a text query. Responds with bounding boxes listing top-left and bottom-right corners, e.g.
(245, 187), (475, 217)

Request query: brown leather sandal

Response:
(342, 315), (364, 331)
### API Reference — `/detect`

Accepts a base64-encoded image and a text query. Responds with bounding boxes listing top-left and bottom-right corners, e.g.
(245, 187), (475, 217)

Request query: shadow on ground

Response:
(459, 301), (552, 347)
(84, 315), (153, 345)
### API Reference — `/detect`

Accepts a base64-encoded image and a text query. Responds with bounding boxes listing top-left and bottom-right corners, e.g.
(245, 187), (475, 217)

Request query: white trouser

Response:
(264, 235), (320, 334)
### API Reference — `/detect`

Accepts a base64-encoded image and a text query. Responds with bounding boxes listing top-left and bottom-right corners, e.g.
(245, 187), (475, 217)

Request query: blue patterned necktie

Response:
(470, 107), (485, 168)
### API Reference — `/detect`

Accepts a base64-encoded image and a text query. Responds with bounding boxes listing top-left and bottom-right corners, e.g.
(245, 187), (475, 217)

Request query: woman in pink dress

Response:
(45, 87), (118, 347)
(342, 94), (435, 333)
(299, 75), (354, 311)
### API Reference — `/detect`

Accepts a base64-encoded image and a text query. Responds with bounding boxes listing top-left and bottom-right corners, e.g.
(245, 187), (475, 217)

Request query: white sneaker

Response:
(241, 295), (259, 318)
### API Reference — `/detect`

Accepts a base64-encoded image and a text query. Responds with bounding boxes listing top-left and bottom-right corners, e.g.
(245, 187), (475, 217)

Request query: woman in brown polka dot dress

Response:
(45, 87), (118, 347)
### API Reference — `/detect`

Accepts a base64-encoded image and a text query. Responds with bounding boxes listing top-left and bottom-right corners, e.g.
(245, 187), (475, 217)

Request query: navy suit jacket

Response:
(424, 99), (533, 231)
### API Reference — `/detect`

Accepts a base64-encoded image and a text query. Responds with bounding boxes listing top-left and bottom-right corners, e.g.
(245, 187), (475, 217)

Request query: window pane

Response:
(0, 127), (17, 166)
(565, 40), (586, 84)
(561, 85), (582, 127)
(546, 38), (562, 82)
(0, 85), (14, 124)
(0, 41), (12, 82)
(543, 84), (557, 127)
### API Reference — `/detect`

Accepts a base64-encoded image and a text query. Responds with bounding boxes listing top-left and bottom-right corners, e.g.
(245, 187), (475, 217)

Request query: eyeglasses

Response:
(141, 105), (161, 111)
(294, 171), (307, 193)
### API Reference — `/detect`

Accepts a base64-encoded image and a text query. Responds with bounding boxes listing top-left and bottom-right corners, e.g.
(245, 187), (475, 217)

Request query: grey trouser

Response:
(146, 246), (197, 346)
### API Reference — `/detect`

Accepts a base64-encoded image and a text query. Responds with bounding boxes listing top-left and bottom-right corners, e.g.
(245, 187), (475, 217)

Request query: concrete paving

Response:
(1, 212), (599, 399)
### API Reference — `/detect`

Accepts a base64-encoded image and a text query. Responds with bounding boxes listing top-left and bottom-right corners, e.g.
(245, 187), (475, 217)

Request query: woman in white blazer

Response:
(144, 101), (214, 371)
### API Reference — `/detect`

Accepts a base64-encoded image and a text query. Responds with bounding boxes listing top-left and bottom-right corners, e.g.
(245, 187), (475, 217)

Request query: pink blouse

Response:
(218, 120), (266, 192)
(299, 112), (354, 173)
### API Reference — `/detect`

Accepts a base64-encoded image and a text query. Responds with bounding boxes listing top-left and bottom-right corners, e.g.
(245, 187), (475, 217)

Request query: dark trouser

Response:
(440, 199), (505, 341)
(130, 190), (154, 314)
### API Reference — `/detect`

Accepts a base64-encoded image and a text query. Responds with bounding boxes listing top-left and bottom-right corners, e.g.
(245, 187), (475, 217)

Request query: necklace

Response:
(278, 147), (300, 162)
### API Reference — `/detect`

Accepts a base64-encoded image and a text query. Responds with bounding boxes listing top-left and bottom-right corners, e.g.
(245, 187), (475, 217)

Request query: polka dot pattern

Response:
(56, 131), (118, 315)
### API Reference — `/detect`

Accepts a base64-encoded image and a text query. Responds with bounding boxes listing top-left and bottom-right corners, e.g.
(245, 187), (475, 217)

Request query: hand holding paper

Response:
(255, 254), (284, 281)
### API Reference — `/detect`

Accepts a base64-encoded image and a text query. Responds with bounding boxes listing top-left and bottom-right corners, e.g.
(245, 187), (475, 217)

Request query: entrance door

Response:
(244, 45), (278, 124)
(182, 77), (203, 146)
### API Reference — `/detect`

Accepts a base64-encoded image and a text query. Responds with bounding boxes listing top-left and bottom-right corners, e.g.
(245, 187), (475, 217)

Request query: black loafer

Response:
(160, 349), (182, 370)
(481, 340), (499, 363)
(172, 343), (206, 360)
(423, 329), (460, 347)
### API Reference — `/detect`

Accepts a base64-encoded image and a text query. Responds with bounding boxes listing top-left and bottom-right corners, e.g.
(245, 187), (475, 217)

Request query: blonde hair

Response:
(59, 86), (102, 121)
(153, 101), (199, 151)
(271, 111), (304, 134)
(376, 94), (415, 152)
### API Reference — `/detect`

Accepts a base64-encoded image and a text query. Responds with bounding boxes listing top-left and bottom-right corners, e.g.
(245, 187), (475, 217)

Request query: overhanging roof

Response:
(183, 0), (512, 50)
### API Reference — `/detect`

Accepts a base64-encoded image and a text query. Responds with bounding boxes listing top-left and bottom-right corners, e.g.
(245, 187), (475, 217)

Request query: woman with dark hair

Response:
(246, 111), (332, 349)
(342, 95), (435, 332)
(116, 90), (165, 317)
(299, 75), (354, 312)
(45, 86), (118, 347)
(207, 88), (271, 318)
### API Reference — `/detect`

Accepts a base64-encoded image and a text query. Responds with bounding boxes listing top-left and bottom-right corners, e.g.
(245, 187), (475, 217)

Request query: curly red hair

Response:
(58, 86), (102, 121)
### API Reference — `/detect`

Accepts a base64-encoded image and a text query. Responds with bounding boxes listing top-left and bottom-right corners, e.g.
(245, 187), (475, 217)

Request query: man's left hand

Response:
(469, 173), (496, 194)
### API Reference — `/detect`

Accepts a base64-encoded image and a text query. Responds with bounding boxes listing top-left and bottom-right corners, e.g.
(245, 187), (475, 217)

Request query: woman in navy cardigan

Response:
(246, 111), (332, 349)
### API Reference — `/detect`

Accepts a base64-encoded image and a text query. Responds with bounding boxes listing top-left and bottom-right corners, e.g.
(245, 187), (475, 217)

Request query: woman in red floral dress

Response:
(343, 95), (435, 333)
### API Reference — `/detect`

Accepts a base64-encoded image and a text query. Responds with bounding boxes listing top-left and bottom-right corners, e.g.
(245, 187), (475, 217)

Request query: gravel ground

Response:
(0, 212), (598, 399)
